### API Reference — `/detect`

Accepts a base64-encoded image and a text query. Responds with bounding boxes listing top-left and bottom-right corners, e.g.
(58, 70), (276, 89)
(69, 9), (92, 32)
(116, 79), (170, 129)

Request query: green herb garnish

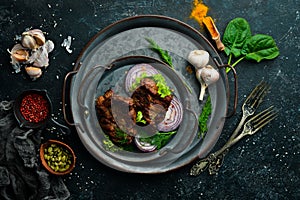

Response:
(136, 111), (147, 124)
(146, 38), (193, 94)
(103, 135), (119, 152)
(146, 37), (174, 68)
(223, 18), (279, 72)
(152, 74), (172, 98)
(140, 131), (177, 150)
(115, 128), (131, 145)
(198, 96), (212, 138)
(130, 72), (148, 91)
(131, 73), (172, 98)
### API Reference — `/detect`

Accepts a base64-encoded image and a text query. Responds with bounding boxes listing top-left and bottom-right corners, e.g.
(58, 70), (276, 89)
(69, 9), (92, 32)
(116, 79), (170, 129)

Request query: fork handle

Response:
(228, 114), (247, 142)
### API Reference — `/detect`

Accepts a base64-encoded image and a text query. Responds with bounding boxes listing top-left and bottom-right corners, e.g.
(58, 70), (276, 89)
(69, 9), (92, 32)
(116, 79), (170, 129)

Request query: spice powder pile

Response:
(20, 93), (50, 123)
(190, 0), (209, 27)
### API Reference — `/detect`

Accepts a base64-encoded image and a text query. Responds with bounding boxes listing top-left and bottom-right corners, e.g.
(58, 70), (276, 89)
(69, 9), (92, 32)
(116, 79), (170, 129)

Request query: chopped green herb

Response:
(115, 128), (131, 145)
(140, 131), (177, 150)
(146, 37), (174, 68)
(198, 96), (212, 138)
(103, 135), (119, 152)
(136, 111), (147, 124)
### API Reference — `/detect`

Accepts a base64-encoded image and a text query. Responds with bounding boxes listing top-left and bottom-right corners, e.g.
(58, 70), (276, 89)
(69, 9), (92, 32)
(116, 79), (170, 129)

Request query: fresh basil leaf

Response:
(241, 34), (280, 62)
(223, 18), (252, 57)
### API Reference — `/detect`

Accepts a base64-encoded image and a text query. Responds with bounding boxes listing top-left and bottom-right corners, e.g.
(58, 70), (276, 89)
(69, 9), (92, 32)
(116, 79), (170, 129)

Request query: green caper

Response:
(43, 143), (73, 173)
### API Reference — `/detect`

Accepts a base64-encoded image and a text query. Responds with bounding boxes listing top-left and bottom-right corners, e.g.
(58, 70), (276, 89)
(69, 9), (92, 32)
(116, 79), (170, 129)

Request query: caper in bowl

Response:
(40, 139), (76, 175)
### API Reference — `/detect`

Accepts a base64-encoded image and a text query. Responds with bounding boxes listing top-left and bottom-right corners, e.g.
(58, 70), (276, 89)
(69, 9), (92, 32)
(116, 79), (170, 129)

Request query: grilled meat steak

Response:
(96, 77), (173, 145)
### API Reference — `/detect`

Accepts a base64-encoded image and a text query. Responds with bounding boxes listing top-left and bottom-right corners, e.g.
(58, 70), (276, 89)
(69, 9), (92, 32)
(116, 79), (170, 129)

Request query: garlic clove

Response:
(201, 65), (220, 86)
(21, 34), (38, 49)
(30, 29), (46, 46)
(31, 46), (49, 68)
(13, 49), (29, 62)
(45, 40), (55, 53)
(23, 29), (46, 46)
(187, 50), (210, 69)
(25, 66), (42, 79)
(9, 44), (29, 62)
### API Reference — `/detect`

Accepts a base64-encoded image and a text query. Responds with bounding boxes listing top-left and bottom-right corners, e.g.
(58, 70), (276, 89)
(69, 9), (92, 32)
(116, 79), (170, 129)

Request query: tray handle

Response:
(62, 70), (78, 126)
(214, 58), (238, 118)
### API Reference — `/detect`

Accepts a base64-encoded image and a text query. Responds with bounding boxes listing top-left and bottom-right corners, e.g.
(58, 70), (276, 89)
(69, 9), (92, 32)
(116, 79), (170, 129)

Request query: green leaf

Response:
(146, 37), (174, 68)
(241, 34), (280, 62)
(222, 18), (252, 58)
(198, 96), (212, 138)
(140, 131), (177, 150)
(136, 111), (147, 124)
(152, 74), (172, 98)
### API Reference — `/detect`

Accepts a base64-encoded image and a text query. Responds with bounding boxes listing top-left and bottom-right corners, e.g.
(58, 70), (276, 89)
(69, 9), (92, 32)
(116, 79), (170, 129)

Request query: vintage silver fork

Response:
(190, 106), (277, 176)
(229, 81), (270, 142)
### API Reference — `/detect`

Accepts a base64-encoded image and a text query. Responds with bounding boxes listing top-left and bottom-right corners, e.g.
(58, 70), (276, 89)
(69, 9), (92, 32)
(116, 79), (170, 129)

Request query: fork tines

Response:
(246, 81), (270, 109)
(248, 106), (278, 133)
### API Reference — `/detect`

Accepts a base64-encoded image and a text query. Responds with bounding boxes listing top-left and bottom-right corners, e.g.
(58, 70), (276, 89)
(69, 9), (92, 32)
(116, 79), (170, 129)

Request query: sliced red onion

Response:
(157, 96), (183, 132)
(134, 137), (157, 152)
(125, 63), (159, 93)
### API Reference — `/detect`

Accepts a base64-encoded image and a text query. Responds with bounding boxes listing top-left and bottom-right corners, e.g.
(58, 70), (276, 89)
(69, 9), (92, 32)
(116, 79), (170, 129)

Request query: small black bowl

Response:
(13, 89), (52, 129)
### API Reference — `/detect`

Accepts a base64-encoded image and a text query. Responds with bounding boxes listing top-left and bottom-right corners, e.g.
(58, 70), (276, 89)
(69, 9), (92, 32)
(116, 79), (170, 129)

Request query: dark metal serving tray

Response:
(63, 15), (231, 173)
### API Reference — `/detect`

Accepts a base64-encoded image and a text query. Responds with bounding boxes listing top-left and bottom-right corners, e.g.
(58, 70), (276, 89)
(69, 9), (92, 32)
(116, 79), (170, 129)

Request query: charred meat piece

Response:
(96, 89), (134, 145)
(131, 78), (172, 125)
(96, 78), (173, 146)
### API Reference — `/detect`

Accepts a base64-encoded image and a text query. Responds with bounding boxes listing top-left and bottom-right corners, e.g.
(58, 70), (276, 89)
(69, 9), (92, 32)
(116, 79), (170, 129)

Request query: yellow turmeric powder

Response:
(190, 0), (209, 27)
(190, 1), (225, 51)
(203, 16), (219, 38)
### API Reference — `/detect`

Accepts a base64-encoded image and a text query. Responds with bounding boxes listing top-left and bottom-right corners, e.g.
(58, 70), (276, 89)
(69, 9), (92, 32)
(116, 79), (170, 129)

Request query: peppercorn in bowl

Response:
(13, 89), (52, 129)
(40, 139), (76, 175)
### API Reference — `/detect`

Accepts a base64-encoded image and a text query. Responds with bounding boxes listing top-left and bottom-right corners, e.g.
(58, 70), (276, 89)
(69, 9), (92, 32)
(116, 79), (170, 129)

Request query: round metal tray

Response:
(64, 15), (229, 173)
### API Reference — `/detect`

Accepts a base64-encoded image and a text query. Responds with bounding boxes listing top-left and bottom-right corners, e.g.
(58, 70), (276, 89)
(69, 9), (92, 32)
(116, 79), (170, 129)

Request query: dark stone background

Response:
(0, 0), (299, 199)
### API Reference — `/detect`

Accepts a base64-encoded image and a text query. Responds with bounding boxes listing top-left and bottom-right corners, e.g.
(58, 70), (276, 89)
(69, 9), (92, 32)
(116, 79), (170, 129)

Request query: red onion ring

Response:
(157, 96), (183, 132)
(134, 137), (157, 152)
(125, 63), (159, 93)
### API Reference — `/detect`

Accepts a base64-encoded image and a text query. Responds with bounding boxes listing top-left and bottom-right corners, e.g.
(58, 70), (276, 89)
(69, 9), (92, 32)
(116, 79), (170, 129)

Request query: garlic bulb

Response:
(201, 65), (220, 86)
(187, 50), (210, 69)
(8, 28), (54, 80)
(195, 65), (220, 101)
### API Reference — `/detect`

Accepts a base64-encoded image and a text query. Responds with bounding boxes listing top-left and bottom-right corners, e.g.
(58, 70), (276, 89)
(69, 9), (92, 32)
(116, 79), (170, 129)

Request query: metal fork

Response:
(229, 81), (270, 142)
(190, 106), (277, 176)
